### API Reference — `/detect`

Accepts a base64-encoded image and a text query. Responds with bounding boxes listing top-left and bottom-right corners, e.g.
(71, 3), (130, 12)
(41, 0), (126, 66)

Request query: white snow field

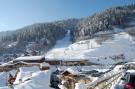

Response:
(14, 71), (52, 89)
(46, 28), (135, 65)
(0, 27), (135, 89)
(0, 67), (53, 89)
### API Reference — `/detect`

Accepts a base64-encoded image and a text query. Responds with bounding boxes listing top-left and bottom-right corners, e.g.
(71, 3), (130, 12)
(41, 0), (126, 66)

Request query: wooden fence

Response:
(87, 71), (122, 89)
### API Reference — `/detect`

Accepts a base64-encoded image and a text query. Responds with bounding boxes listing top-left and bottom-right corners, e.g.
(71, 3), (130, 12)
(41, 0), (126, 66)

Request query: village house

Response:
(40, 62), (50, 70)
(13, 56), (45, 63)
(12, 60), (50, 71)
(61, 60), (88, 66)
(0, 61), (14, 72)
(45, 59), (61, 65)
(6, 62), (50, 85)
(0, 56), (50, 72)
(45, 58), (88, 66)
(0, 56), (50, 85)
(57, 67), (91, 89)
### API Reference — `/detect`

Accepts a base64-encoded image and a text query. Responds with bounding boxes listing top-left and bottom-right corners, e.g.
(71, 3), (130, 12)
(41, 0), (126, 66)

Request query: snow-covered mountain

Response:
(46, 26), (135, 65)
(0, 3), (135, 89)
(0, 4), (135, 63)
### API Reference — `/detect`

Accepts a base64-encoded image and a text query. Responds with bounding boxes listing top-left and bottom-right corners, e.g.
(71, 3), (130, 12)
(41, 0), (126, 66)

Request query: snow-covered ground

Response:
(0, 72), (9, 87)
(0, 67), (53, 89)
(0, 27), (135, 89)
(46, 30), (72, 59)
(14, 71), (52, 89)
(46, 27), (135, 65)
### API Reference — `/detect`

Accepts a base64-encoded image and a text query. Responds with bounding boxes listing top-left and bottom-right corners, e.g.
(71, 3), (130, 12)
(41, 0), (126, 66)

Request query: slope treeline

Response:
(72, 4), (135, 42)
(0, 19), (79, 54)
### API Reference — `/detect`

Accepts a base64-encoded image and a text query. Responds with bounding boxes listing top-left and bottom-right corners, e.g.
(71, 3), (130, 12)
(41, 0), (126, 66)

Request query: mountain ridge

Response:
(0, 4), (135, 60)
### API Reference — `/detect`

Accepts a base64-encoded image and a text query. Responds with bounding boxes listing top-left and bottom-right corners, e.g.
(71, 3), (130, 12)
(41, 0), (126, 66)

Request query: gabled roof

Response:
(40, 62), (50, 67)
(62, 67), (80, 75)
(126, 70), (135, 75)
(13, 56), (45, 61)
(1, 61), (14, 66)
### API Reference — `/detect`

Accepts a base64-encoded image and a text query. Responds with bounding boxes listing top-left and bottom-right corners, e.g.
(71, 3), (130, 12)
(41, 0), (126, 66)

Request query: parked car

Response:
(120, 70), (135, 89)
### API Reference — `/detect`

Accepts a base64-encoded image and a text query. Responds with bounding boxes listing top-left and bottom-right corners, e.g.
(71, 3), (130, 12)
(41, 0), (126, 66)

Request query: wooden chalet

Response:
(45, 58), (88, 66)
(40, 62), (50, 70)
(58, 68), (91, 89)
(13, 56), (45, 63)
(0, 62), (14, 72)
(13, 61), (40, 68)
(45, 59), (60, 65)
(61, 67), (80, 77)
(59, 75), (91, 89)
(61, 60), (88, 66)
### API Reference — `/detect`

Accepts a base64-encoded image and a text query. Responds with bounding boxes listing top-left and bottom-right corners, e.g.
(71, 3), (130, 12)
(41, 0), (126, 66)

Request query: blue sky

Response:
(0, 0), (134, 31)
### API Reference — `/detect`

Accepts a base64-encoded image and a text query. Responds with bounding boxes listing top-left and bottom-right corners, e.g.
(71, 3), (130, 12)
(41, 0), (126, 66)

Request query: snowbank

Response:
(14, 66), (40, 84)
(14, 70), (52, 89)
(64, 67), (80, 75)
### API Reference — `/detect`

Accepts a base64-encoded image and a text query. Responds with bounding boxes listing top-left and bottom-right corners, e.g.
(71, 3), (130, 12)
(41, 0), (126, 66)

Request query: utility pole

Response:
(6, 71), (8, 86)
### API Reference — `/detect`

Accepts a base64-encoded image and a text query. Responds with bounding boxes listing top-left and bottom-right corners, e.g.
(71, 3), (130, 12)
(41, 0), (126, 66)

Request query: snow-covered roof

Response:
(13, 61), (41, 65)
(13, 56), (45, 61)
(125, 62), (135, 65)
(13, 61), (28, 65)
(1, 61), (13, 66)
(40, 62), (50, 67)
(113, 65), (126, 71)
(126, 70), (135, 75)
(46, 57), (87, 60)
(62, 67), (80, 75)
